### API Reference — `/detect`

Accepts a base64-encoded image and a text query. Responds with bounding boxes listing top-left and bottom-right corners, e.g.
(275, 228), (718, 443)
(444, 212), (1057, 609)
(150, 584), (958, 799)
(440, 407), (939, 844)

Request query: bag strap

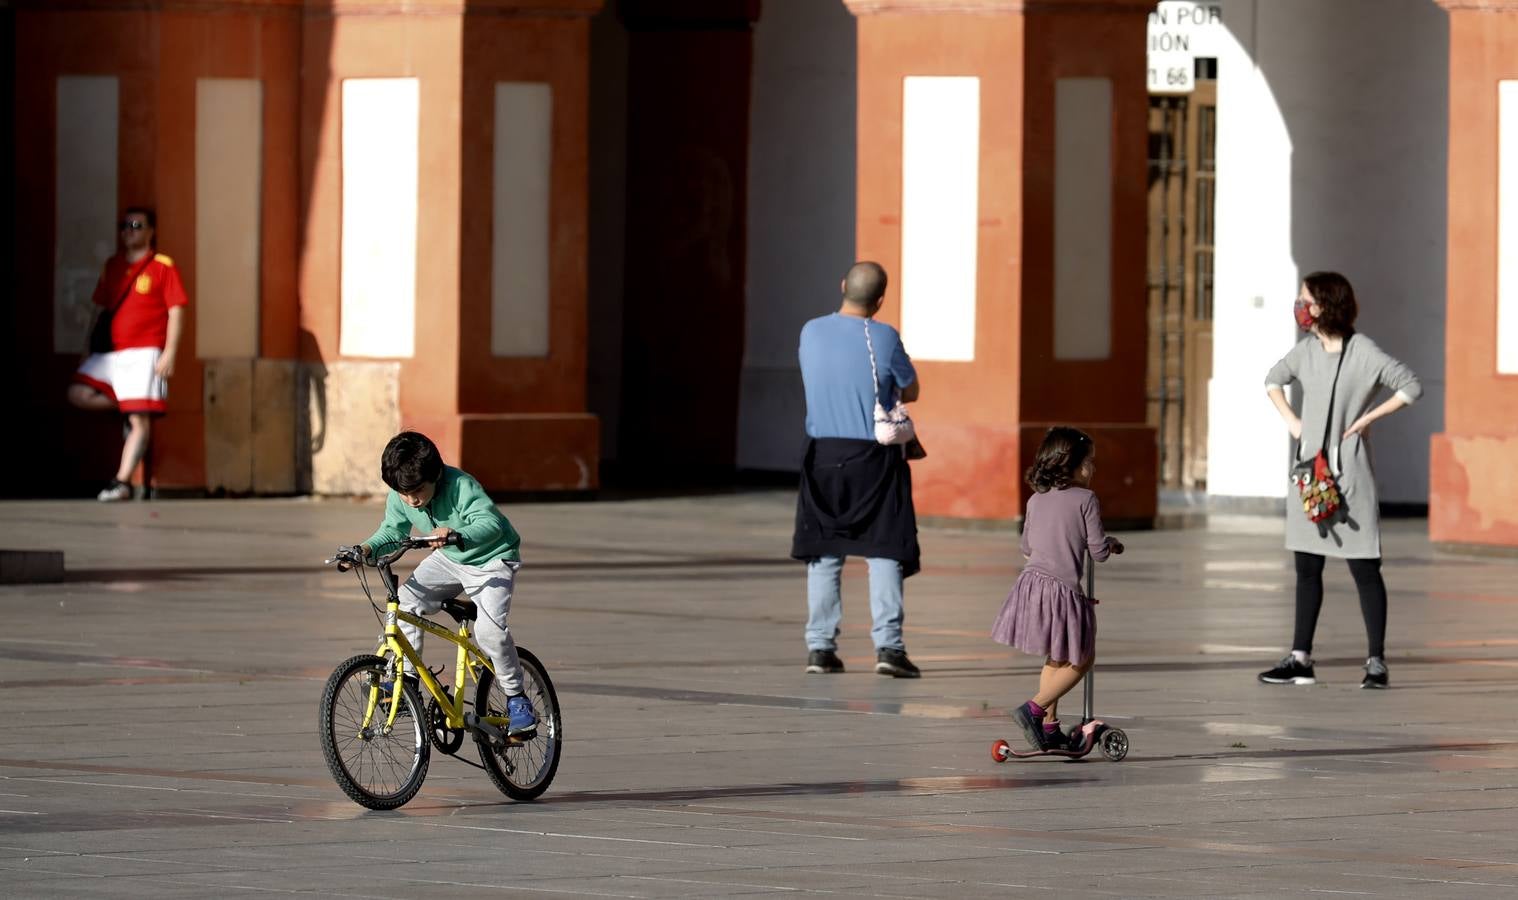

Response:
(863, 318), (883, 407)
(1311, 333), (1351, 458)
(105, 256), (154, 317)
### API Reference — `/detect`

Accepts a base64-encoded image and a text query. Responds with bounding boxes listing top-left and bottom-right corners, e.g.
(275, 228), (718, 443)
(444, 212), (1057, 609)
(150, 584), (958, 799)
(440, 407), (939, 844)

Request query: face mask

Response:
(1293, 298), (1316, 331)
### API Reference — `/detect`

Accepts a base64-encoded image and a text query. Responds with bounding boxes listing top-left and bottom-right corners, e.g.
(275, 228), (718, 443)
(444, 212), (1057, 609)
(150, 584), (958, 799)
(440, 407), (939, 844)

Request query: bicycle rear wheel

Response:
(318, 654), (431, 809)
(474, 647), (562, 800)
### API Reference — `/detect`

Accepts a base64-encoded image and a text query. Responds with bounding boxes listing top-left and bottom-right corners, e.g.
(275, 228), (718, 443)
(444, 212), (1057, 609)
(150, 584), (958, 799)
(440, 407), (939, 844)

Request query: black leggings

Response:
(1292, 552), (1387, 659)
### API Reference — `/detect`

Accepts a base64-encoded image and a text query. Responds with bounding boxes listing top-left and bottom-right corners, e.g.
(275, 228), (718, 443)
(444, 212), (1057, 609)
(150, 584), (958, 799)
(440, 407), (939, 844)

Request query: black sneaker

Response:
(1010, 702), (1046, 751)
(1361, 657), (1389, 689)
(1042, 726), (1070, 751)
(874, 647), (920, 678)
(1258, 655), (1316, 685)
(805, 649), (845, 674)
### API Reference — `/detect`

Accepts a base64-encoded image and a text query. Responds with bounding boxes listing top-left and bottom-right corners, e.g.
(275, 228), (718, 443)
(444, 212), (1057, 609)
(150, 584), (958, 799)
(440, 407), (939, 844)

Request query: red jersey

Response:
(92, 252), (189, 351)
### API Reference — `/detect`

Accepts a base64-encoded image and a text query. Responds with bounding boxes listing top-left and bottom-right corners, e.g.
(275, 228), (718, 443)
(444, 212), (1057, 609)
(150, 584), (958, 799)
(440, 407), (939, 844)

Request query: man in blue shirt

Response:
(794, 262), (922, 678)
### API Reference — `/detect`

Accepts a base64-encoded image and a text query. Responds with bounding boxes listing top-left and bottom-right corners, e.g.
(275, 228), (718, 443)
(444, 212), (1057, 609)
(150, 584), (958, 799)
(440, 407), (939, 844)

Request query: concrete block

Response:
(300, 360), (399, 496)
(0, 550), (64, 584)
(252, 359), (298, 495)
(202, 358), (254, 494)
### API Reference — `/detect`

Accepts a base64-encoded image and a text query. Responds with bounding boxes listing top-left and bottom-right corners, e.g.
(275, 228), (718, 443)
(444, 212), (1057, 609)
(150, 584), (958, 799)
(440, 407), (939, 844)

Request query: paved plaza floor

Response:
(0, 492), (1515, 898)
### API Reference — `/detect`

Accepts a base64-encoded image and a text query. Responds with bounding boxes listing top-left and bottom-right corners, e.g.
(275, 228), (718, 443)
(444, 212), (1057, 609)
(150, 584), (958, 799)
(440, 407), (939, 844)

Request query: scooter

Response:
(991, 552), (1130, 763)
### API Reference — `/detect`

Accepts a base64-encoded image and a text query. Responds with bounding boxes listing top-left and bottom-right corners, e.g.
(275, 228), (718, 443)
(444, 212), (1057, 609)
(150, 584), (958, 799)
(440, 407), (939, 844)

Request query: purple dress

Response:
(990, 486), (1111, 665)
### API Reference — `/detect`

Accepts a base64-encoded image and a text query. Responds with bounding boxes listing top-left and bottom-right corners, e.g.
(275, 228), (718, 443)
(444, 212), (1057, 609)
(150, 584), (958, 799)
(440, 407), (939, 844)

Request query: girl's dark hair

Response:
(1302, 271), (1358, 338)
(381, 431), (443, 492)
(1025, 426), (1094, 493)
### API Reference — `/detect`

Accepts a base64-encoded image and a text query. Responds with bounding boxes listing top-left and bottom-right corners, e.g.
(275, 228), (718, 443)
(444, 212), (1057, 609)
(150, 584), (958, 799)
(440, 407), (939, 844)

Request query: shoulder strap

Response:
(863, 319), (883, 405)
(107, 256), (154, 316)
(1317, 334), (1351, 451)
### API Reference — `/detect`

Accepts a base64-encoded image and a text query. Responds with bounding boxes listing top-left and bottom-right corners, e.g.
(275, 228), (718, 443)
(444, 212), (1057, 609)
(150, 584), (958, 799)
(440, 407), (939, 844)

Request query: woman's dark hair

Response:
(1025, 426), (1094, 493)
(380, 431), (443, 492)
(1302, 271), (1358, 338)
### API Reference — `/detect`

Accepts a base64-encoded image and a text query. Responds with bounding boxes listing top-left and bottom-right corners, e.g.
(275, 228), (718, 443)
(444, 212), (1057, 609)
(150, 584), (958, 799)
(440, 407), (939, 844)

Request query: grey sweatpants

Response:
(398, 551), (523, 695)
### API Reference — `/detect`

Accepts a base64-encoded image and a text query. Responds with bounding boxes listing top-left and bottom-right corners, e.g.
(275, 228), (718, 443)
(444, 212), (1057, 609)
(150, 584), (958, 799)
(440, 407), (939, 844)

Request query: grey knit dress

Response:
(1265, 334), (1422, 559)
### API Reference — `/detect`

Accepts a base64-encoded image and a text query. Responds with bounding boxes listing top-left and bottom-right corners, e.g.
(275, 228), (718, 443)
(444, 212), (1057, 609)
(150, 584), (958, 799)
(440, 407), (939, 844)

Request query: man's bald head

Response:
(841, 262), (888, 310)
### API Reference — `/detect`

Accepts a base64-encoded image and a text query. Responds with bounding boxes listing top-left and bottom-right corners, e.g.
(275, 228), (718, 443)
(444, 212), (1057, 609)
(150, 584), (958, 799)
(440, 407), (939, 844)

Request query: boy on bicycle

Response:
(356, 431), (536, 736)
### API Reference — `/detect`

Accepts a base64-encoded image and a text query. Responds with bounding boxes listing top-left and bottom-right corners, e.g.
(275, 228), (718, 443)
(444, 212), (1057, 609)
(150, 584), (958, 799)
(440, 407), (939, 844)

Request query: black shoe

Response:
(1010, 702), (1046, 751)
(1042, 726), (1070, 751)
(1258, 655), (1316, 685)
(1361, 657), (1389, 689)
(874, 647), (920, 678)
(805, 649), (845, 674)
(1063, 725), (1089, 754)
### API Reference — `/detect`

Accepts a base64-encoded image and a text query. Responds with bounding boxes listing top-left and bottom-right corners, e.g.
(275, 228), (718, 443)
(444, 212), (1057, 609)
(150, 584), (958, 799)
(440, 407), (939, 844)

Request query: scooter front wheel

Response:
(1098, 727), (1129, 761)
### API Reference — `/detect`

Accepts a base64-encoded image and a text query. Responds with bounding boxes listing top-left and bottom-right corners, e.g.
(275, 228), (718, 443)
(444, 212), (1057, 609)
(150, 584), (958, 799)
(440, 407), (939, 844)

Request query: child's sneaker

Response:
(1361, 657), (1389, 689)
(1258, 655), (1316, 685)
(1042, 724), (1070, 751)
(1010, 702), (1047, 751)
(506, 695), (538, 737)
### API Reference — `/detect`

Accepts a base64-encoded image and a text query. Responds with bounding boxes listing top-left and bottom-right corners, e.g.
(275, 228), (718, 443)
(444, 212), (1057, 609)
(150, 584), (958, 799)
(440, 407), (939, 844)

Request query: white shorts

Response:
(73, 347), (167, 414)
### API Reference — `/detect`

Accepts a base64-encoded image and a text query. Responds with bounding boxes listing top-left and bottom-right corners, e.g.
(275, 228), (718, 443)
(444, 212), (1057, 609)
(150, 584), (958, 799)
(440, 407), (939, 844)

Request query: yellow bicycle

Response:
(318, 536), (562, 810)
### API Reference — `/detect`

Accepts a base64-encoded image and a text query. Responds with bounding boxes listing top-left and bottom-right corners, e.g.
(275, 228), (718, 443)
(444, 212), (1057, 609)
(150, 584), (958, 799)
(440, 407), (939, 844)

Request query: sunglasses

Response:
(119, 220), (148, 231)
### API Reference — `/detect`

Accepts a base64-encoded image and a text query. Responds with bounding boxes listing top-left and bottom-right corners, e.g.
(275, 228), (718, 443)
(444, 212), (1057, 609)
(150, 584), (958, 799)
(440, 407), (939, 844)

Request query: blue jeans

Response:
(805, 555), (905, 652)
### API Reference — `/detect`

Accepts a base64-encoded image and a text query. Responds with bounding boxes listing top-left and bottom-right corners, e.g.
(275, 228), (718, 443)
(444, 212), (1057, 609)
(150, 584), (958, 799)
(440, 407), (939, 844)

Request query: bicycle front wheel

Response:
(474, 647), (562, 800)
(318, 654), (431, 809)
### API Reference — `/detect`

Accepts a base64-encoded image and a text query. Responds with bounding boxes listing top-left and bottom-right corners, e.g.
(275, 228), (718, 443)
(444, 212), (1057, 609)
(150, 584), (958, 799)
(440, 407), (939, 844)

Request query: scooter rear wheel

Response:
(991, 739), (1011, 763)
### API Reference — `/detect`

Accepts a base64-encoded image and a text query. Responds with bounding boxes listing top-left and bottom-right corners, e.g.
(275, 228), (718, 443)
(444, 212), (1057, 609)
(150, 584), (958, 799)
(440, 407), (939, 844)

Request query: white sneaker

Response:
(96, 481), (132, 502)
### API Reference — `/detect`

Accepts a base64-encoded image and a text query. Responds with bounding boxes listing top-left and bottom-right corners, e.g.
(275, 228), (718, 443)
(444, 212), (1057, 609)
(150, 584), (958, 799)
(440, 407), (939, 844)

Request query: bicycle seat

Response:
(440, 597), (477, 623)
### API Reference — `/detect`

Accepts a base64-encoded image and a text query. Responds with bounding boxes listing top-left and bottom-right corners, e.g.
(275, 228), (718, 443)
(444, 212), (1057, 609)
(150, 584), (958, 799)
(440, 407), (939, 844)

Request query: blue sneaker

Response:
(506, 695), (538, 737)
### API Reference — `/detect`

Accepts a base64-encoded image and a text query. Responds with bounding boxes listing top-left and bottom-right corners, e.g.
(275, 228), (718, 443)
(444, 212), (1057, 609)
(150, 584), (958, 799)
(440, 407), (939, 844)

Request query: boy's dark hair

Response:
(1302, 271), (1358, 338)
(380, 431), (443, 492)
(1025, 426), (1094, 493)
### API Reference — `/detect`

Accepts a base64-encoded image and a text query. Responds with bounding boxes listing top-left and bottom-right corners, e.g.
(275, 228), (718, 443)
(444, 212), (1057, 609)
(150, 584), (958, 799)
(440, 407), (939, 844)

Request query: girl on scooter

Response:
(991, 426), (1124, 752)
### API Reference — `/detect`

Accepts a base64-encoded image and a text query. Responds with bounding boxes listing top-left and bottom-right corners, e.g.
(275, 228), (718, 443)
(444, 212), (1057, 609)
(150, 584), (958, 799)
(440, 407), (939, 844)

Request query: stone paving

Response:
(0, 492), (1515, 898)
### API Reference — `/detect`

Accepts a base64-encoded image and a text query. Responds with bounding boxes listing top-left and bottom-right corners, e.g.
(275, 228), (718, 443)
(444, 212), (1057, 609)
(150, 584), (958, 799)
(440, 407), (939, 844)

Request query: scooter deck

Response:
(1000, 744), (1094, 760)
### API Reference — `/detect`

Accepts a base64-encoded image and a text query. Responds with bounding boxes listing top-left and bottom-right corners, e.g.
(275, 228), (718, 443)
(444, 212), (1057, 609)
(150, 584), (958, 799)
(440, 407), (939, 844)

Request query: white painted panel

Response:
(1054, 78), (1112, 361)
(196, 78), (263, 359)
(901, 76), (979, 362)
(492, 82), (552, 358)
(1499, 81), (1518, 374)
(54, 76), (119, 354)
(340, 78), (418, 358)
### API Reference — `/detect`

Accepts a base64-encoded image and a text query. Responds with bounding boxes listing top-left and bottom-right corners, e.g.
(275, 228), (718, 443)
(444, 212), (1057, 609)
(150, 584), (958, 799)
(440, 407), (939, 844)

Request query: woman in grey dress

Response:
(1257, 272), (1422, 689)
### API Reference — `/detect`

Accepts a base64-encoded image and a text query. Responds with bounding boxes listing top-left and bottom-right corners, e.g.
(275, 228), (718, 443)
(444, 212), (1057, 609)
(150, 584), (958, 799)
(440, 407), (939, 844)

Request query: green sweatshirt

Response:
(363, 466), (521, 566)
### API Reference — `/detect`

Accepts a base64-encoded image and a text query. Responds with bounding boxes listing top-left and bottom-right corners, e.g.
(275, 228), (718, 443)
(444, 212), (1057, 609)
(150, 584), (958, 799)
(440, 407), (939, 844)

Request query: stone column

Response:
(299, 0), (602, 494)
(1430, 0), (1518, 548)
(843, 0), (1156, 523)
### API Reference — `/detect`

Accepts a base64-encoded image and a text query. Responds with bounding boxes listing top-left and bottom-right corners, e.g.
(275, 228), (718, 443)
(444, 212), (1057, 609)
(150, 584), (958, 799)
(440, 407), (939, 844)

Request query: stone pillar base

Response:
(458, 413), (599, 493)
(1430, 433), (1518, 547)
(910, 422), (1156, 524)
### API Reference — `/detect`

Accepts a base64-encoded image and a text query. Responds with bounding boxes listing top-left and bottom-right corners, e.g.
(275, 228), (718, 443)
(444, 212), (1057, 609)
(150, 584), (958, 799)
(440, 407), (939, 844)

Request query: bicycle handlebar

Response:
(324, 533), (462, 569)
